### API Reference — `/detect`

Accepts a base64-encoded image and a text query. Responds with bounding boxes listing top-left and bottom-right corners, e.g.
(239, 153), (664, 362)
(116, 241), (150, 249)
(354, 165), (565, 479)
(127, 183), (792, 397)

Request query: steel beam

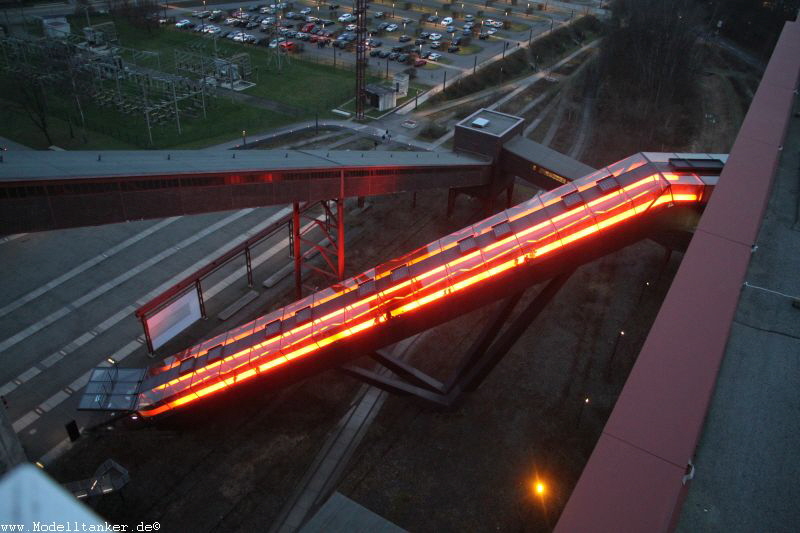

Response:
(457, 269), (575, 394)
(370, 349), (446, 394)
(339, 365), (450, 406)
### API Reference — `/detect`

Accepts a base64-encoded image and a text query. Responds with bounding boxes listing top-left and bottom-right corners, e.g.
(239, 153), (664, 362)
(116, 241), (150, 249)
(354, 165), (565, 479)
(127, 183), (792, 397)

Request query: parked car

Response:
(427, 15), (438, 23)
(420, 50), (431, 58)
(175, 19), (193, 28)
(397, 53), (409, 62)
(429, 32), (442, 40)
(369, 48), (381, 56)
(447, 45), (459, 52)
(328, 3), (340, 9)
(414, 38), (425, 45)
(367, 38), (382, 47)
(429, 41), (441, 48)
(478, 32), (489, 39)
(346, 23), (357, 31)
(414, 58), (426, 66)
(374, 11), (385, 18)
(378, 49), (390, 58)
(378, 22), (389, 30)
(399, 34), (411, 42)
(388, 51), (399, 59)
(427, 52), (441, 61)
(441, 16), (453, 26)
(446, 25), (455, 33)
(300, 7), (312, 14)
(385, 23), (398, 31)
(452, 37), (462, 45)
(279, 40), (296, 51)
(338, 13), (355, 22)
(486, 28), (497, 35)
(401, 17), (412, 24)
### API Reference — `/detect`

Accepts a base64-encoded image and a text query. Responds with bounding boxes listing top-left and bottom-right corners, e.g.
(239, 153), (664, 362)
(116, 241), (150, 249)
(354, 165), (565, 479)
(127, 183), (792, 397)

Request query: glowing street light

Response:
(535, 481), (545, 496)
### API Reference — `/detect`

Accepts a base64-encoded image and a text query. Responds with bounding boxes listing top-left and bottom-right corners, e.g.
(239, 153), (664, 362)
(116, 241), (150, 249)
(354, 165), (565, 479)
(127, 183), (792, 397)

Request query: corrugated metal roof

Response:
(502, 137), (595, 181)
(0, 149), (489, 182)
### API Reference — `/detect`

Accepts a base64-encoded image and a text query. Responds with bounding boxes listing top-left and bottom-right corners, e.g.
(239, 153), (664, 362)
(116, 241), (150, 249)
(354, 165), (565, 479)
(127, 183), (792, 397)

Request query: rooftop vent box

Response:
(471, 117), (490, 128)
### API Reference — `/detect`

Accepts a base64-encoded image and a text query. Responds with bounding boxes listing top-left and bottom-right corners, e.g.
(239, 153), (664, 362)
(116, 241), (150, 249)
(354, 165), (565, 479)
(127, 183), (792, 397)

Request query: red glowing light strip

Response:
(140, 178), (701, 416)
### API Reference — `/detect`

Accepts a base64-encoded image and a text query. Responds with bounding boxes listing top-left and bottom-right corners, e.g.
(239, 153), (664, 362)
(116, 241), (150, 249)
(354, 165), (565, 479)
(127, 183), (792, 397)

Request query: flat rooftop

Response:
(676, 89), (800, 532)
(0, 150), (489, 182)
(455, 109), (524, 138)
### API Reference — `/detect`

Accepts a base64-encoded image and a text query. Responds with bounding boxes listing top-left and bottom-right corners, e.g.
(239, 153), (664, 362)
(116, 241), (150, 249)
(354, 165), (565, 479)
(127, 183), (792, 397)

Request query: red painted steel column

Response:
(292, 202), (302, 298)
(337, 197), (345, 280)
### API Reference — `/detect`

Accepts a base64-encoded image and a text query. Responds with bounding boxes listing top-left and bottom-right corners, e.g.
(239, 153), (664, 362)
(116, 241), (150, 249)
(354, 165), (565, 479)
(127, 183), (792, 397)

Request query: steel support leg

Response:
(370, 350), (445, 394)
(339, 365), (451, 406)
(292, 202), (302, 298)
(337, 197), (345, 280)
(456, 269), (575, 394)
(445, 291), (524, 391)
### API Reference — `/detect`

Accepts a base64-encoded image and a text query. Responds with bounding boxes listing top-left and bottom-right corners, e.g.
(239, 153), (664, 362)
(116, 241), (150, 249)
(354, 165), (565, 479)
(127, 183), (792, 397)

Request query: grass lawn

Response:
(0, 100), (137, 150)
(0, 74), (296, 149)
(456, 44), (483, 55)
(506, 22), (530, 33)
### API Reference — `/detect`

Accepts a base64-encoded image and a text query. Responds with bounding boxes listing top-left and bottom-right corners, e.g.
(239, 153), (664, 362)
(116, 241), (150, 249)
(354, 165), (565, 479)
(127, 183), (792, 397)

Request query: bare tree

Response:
(596, 0), (704, 143)
(14, 77), (54, 146)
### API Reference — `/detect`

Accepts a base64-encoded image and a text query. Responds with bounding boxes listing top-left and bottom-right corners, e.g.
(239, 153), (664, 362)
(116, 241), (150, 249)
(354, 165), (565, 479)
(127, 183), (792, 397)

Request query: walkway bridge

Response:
(76, 152), (725, 417)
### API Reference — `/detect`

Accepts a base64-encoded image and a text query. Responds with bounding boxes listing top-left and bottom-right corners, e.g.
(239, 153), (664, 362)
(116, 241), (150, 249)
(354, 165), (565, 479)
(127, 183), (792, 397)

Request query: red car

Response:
(301, 22), (315, 32)
(414, 58), (427, 67)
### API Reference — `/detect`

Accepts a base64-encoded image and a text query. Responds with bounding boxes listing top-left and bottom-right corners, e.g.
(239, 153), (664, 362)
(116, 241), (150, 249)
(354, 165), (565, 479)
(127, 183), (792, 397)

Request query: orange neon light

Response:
(139, 173), (706, 416)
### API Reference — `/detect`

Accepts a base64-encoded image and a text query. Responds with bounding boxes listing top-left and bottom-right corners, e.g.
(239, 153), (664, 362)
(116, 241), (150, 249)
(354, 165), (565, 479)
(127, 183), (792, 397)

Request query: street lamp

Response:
(242, 129), (247, 145)
(392, 2), (395, 18)
(202, 0), (206, 32)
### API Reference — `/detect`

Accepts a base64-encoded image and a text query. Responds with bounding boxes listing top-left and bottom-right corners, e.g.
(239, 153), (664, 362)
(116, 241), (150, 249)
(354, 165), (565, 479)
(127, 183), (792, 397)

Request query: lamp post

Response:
(242, 129), (247, 146)
(392, 2), (395, 18)
(577, 396), (590, 428)
(202, 0), (206, 32)
(608, 330), (625, 370)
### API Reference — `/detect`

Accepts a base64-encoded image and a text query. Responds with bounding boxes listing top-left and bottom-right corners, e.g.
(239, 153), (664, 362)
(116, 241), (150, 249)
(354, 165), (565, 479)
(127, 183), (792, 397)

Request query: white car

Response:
(486, 28), (497, 35)
(300, 7), (311, 14)
(427, 52), (441, 61)
(385, 23), (398, 31)
(338, 13), (355, 22)
(441, 16), (453, 26)
(269, 37), (287, 47)
(175, 19), (192, 28)
(346, 23), (357, 31)
(429, 32), (442, 40)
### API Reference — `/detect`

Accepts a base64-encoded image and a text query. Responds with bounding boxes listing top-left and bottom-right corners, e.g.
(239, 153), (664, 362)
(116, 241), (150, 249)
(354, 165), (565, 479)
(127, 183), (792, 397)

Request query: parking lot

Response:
(167, 0), (582, 83)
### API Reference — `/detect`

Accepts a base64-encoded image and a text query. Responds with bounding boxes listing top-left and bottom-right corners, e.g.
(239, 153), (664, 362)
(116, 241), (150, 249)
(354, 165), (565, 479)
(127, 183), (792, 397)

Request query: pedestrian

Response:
(1, 395), (7, 408)
(382, 134), (386, 141)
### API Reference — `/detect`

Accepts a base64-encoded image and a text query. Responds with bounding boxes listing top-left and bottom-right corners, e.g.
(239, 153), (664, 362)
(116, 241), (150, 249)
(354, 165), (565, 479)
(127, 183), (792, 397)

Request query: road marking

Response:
(0, 218), (180, 319)
(0, 233), (28, 244)
(0, 209), (255, 355)
(12, 411), (39, 432)
(0, 208), (291, 401)
(204, 217), (321, 299)
(12, 339), (143, 433)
